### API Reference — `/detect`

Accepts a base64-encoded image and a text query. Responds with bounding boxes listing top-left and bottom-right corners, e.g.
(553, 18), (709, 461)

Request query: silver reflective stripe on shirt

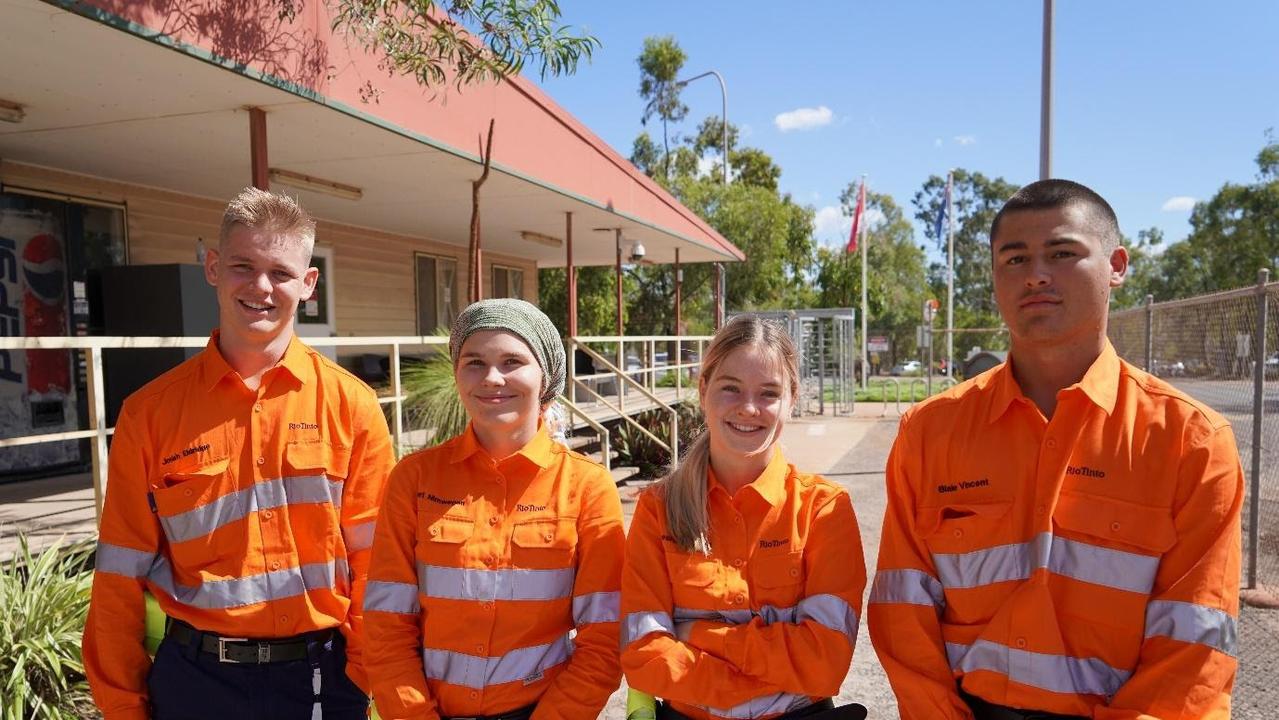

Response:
(418, 563), (574, 601)
(622, 611), (675, 647)
(95, 542), (157, 579)
(365, 580), (420, 614)
(946, 639), (1131, 698)
(422, 634), (573, 689)
(573, 591), (620, 625)
(931, 532), (1159, 595)
(702, 690), (814, 719)
(160, 474), (343, 544)
(868, 568), (946, 609)
(147, 555), (338, 609)
(796, 593), (858, 640)
(1144, 599), (1238, 656)
(342, 520), (376, 552)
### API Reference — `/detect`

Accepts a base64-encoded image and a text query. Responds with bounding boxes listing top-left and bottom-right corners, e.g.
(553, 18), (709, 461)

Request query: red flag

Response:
(845, 179), (866, 254)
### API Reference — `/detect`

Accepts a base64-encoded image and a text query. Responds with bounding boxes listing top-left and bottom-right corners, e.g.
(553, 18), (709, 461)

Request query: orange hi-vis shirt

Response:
(364, 423), (625, 720)
(621, 450), (867, 720)
(84, 334), (394, 720)
(869, 342), (1243, 720)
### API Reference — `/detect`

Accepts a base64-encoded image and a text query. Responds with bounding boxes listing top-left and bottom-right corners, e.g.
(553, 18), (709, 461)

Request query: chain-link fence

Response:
(1108, 271), (1279, 718)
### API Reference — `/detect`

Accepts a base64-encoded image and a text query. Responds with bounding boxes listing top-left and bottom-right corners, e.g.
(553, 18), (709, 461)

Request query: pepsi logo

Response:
(21, 233), (65, 305)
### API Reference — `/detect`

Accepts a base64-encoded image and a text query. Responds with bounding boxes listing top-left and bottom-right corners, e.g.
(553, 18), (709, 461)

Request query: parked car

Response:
(1151, 359), (1185, 377)
(889, 360), (922, 376)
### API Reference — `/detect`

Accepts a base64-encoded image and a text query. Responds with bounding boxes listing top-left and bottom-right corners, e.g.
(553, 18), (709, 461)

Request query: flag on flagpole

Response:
(934, 181), (950, 246)
(846, 179), (866, 254)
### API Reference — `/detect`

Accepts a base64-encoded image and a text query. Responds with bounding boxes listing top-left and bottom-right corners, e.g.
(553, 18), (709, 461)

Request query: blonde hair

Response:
(658, 315), (800, 553)
(219, 187), (316, 260)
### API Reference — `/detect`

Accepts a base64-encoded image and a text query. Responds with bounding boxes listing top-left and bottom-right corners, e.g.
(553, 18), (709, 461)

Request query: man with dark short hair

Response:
(869, 179), (1242, 719)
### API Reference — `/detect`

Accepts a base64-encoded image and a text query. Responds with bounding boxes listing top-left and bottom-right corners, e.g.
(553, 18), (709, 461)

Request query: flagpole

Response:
(860, 175), (869, 391)
(946, 170), (955, 378)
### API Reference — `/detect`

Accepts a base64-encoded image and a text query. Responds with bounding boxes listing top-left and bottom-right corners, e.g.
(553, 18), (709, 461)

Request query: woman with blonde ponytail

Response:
(620, 315), (868, 720)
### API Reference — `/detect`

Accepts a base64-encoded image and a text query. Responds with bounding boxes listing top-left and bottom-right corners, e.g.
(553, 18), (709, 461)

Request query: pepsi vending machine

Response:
(0, 190), (126, 479)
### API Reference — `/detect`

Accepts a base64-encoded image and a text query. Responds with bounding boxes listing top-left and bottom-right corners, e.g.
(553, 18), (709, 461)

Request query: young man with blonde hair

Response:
(84, 187), (394, 720)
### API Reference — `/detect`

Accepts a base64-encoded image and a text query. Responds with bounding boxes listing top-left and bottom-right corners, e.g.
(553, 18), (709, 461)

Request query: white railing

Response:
(0, 333), (711, 518)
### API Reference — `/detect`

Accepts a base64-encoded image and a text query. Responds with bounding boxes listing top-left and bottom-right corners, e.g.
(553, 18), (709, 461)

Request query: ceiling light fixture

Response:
(0, 99), (26, 124)
(520, 230), (562, 248)
(268, 168), (363, 200)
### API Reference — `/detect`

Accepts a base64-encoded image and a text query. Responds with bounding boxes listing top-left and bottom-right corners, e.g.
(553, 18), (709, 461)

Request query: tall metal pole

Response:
(945, 170), (955, 377)
(676, 70), (730, 325)
(566, 212), (576, 337)
(860, 177), (869, 391)
(1249, 268), (1268, 589)
(614, 229), (624, 336)
(1039, 0), (1054, 180)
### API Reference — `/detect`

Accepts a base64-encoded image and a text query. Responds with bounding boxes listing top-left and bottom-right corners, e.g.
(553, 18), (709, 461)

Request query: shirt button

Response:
(488, 517), (499, 526)
(184, 488), (193, 497)
(429, 526), (439, 536)
(733, 558), (745, 568)
(953, 529), (964, 539)
(470, 691), (479, 700)
(1035, 504), (1046, 516)
(257, 457), (265, 465)
(1016, 637), (1027, 649)
(476, 644), (485, 653)
(271, 560), (281, 570)
(1046, 438), (1057, 448)
(481, 602), (493, 610)
(735, 594), (746, 604)
(262, 509), (274, 520)
(544, 532), (554, 541)
(279, 615), (288, 623)
(1110, 521), (1122, 532)
(734, 515), (743, 524)
(254, 403), (263, 413)
(789, 568), (800, 578)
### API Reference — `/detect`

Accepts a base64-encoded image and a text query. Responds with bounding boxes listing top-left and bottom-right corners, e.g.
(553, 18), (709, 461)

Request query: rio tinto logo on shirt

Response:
(0, 208), (78, 473)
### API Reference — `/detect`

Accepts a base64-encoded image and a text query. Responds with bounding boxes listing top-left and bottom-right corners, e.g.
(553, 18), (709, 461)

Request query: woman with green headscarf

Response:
(365, 299), (625, 720)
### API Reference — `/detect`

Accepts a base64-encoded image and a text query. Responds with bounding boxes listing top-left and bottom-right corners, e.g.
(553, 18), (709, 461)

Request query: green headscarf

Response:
(449, 298), (566, 406)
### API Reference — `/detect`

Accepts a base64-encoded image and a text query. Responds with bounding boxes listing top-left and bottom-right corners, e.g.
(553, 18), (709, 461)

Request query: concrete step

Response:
(610, 465), (642, 485)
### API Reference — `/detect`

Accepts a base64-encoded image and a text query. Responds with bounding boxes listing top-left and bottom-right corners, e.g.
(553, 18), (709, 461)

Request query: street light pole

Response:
(1040, 0), (1054, 180)
(677, 70), (729, 325)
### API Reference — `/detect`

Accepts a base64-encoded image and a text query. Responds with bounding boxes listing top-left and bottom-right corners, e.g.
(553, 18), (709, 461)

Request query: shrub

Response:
(0, 534), (96, 719)
(612, 401), (704, 479)
(400, 341), (468, 450)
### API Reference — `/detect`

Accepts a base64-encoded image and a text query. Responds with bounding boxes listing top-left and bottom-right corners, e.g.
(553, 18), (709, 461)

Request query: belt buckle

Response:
(216, 637), (249, 663)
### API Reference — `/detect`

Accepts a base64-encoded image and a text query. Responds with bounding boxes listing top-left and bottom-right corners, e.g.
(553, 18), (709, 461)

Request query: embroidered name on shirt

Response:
(289, 422), (319, 431)
(419, 493), (463, 505)
(161, 443), (211, 466)
(759, 538), (790, 549)
(517, 503), (548, 512)
(1066, 465), (1106, 478)
(937, 478), (990, 494)
(522, 670), (545, 686)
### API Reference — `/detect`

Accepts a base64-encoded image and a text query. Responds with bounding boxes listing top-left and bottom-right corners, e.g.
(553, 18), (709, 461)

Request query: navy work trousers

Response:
(146, 628), (368, 720)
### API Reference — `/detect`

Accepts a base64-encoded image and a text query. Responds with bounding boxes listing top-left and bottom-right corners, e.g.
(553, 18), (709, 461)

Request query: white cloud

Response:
(1161, 196), (1196, 212)
(953, 135), (977, 146)
(774, 106), (834, 132)
(812, 205), (887, 246)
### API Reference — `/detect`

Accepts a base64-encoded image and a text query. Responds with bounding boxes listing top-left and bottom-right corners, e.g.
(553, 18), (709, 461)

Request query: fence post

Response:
(1144, 294), (1154, 371)
(87, 346), (109, 523)
(1249, 268), (1268, 589)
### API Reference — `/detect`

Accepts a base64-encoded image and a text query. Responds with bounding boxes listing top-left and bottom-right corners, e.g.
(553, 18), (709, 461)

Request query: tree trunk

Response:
(468, 118), (496, 303)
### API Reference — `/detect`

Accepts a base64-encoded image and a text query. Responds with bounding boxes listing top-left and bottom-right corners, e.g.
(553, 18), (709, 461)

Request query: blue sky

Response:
(537, 1), (1279, 258)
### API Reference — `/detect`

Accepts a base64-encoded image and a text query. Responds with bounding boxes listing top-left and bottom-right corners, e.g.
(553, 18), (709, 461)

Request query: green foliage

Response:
(327, 0), (599, 91)
(0, 535), (95, 719)
(400, 342), (468, 448)
(611, 402), (704, 479)
(816, 190), (929, 364)
(912, 170), (1018, 351)
(538, 266), (625, 335)
(637, 36), (688, 180)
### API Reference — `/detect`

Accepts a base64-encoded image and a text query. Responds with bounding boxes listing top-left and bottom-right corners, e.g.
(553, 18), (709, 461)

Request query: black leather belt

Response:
(961, 688), (1088, 720)
(443, 703), (537, 720)
(166, 620), (334, 664)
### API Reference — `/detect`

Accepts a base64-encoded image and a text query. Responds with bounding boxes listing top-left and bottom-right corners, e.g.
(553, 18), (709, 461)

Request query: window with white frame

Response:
(415, 253), (458, 333)
(490, 264), (524, 300)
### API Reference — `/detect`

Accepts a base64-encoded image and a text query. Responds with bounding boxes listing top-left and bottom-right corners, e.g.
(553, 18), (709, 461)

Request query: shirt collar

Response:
(200, 331), (312, 391)
(708, 447), (789, 507)
(987, 340), (1120, 423)
(449, 422), (556, 469)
